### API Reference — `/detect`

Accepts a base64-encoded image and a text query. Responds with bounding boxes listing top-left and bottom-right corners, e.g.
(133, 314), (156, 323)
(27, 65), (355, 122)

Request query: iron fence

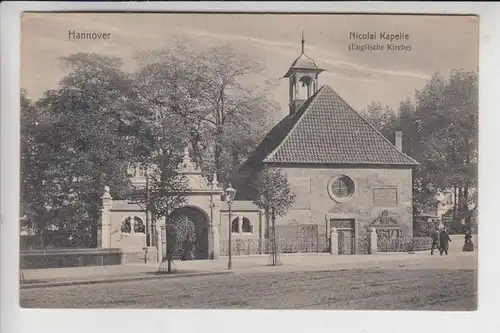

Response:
(355, 237), (371, 254)
(338, 236), (370, 255)
(219, 238), (262, 256)
(377, 237), (433, 252)
(274, 237), (329, 254)
(219, 237), (329, 257)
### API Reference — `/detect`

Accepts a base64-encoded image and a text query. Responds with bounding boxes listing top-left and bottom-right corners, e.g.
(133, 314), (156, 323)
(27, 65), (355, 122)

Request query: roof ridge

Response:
(328, 87), (419, 165)
(263, 86), (327, 163)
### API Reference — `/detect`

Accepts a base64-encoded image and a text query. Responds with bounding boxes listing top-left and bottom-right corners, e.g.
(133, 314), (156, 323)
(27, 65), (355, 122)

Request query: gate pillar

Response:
(330, 227), (339, 255)
(101, 186), (112, 249)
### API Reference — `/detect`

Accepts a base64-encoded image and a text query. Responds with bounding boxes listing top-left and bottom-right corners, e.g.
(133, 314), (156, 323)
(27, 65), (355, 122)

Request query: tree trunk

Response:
(453, 186), (458, 221)
(214, 127), (223, 181)
(231, 150), (239, 169)
(463, 185), (470, 231)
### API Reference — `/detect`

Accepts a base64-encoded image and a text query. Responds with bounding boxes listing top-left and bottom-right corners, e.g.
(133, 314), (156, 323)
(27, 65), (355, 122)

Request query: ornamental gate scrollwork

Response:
(168, 214), (197, 260)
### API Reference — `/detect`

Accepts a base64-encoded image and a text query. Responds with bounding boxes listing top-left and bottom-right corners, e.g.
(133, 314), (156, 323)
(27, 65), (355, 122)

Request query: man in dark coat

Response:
(430, 228), (440, 255)
(439, 228), (452, 255)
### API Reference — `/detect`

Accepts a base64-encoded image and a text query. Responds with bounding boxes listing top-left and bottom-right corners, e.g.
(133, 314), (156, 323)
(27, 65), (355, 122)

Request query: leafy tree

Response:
(253, 167), (296, 218)
(147, 152), (189, 222)
(360, 70), (478, 229)
(252, 166), (295, 265)
(414, 70), (478, 230)
(133, 40), (280, 184)
(128, 151), (189, 274)
(359, 101), (399, 138)
(20, 53), (137, 246)
(20, 89), (55, 241)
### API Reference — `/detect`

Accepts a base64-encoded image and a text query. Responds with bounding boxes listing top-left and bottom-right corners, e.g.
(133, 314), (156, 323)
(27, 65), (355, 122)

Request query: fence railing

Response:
(219, 237), (329, 257)
(355, 237), (371, 255)
(377, 237), (433, 253)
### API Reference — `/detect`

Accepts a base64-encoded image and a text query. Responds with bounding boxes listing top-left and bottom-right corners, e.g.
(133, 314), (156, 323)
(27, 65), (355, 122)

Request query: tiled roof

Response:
(244, 85), (418, 166)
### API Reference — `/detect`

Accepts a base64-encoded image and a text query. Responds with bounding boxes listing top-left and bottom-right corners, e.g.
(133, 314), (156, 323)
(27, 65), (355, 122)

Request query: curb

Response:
(20, 270), (233, 289)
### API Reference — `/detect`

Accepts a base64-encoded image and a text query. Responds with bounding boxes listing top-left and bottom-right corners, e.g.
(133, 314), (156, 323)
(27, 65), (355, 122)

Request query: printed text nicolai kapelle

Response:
(349, 32), (410, 43)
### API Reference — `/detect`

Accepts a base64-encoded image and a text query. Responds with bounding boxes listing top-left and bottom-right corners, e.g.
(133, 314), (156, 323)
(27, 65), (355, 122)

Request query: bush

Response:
(413, 216), (439, 237)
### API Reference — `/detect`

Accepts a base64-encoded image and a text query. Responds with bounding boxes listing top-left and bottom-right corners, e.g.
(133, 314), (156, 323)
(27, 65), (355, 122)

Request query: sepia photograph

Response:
(18, 11), (478, 310)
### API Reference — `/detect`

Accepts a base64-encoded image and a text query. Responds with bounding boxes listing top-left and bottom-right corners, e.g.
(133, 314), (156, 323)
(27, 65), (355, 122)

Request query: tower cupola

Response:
(283, 32), (325, 116)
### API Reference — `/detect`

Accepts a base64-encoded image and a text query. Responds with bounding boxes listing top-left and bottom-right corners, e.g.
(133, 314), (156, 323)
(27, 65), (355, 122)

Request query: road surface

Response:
(21, 267), (476, 310)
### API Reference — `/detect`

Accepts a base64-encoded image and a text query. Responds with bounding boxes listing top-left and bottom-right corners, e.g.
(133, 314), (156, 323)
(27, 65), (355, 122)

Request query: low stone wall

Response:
(20, 247), (159, 269)
(121, 247), (158, 264)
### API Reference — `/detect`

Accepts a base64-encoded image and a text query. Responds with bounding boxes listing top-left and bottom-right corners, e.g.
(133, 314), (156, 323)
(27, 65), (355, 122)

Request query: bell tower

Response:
(283, 32), (325, 116)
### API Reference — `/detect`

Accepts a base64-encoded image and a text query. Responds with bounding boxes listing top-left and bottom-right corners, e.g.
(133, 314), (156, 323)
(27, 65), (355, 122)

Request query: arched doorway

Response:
(167, 206), (210, 260)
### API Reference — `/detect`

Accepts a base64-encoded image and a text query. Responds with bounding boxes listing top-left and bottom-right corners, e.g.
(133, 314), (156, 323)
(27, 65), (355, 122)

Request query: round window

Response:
(328, 175), (355, 203)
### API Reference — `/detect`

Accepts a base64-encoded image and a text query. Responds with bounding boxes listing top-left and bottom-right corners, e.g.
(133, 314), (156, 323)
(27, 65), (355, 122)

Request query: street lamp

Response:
(225, 183), (237, 270)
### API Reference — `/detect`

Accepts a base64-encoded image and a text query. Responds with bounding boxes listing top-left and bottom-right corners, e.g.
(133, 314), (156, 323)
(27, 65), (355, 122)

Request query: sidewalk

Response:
(20, 251), (477, 289)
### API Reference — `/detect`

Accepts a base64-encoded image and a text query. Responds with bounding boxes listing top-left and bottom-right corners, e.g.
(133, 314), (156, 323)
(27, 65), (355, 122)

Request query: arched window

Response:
(242, 217), (253, 233)
(121, 217), (132, 233)
(298, 76), (313, 99)
(231, 218), (239, 233)
(133, 217), (145, 233)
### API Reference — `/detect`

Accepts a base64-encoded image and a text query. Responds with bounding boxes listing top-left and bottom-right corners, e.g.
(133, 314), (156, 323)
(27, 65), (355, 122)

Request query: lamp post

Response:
(225, 183), (237, 270)
(271, 207), (277, 266)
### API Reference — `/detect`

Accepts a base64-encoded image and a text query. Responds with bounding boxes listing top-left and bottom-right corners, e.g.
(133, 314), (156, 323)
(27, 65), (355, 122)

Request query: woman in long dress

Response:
(463, 231), (474, 252)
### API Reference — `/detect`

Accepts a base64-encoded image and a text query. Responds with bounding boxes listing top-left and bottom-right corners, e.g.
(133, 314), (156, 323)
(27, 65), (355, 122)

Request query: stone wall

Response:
(218, 210), (262, 242)
(275, 165), (414, 239)
(108, 200), (148, 249)
(20, 247), (158, 269)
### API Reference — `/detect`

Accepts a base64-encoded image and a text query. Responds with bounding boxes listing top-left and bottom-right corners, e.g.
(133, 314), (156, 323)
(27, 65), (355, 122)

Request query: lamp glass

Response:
(225, 184), (236, 203)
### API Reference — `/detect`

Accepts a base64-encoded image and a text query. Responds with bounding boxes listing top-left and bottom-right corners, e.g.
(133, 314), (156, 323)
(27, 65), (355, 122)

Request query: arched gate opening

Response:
(167, 206), (210, 260)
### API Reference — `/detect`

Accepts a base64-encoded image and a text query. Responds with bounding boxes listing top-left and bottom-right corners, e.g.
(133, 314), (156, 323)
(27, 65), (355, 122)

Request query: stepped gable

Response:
(246, 85), (418, 166)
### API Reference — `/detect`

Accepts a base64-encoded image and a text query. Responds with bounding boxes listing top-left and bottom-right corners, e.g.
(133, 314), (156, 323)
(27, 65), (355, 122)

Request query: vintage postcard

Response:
(18, 11), (478, 311)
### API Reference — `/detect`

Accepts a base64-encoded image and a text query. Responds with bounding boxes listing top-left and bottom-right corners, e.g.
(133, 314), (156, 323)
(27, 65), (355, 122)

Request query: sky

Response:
(21, 13), (479, 115)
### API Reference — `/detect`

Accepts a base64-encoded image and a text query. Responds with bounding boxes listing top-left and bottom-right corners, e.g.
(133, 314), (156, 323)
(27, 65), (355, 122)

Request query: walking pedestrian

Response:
(439, 227), (452, 255)
(430, 228), (439, 255)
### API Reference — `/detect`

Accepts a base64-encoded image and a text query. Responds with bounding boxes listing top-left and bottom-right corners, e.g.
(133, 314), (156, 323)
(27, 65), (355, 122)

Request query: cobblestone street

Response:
(21, 254), (477, 310)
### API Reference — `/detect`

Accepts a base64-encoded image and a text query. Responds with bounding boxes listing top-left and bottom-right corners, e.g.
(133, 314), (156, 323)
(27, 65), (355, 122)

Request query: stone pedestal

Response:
(369, 227), (378, 254)
(330, 228), (339, 255)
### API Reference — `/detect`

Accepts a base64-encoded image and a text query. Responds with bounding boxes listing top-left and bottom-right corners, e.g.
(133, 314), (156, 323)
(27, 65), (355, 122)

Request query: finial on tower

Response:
(301, 30), (305, 53)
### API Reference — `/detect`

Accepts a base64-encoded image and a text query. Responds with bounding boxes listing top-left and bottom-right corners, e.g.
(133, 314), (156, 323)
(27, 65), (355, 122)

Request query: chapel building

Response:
(238, 36), (419, 249)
